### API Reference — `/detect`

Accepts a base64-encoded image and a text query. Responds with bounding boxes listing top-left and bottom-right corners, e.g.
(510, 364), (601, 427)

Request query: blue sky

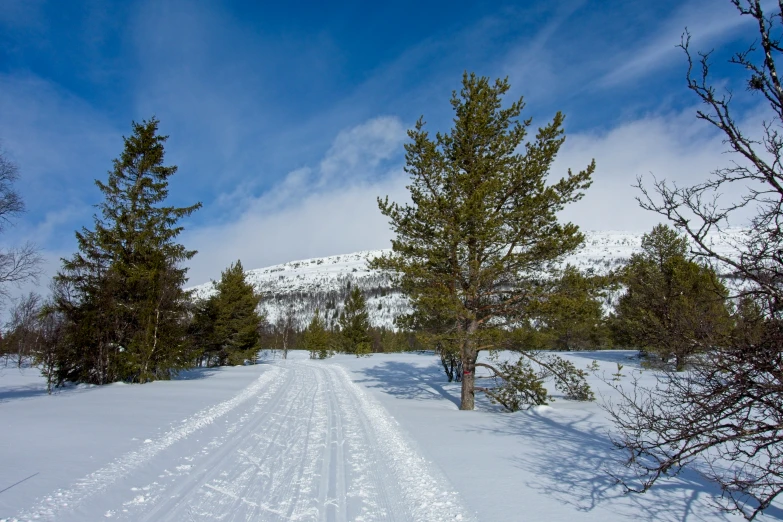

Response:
(0, 0), (761, 290)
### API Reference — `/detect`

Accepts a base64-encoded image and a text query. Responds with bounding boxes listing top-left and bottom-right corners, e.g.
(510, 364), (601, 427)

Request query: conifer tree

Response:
(530, 266), (611, 351)
(211, 260), (262, 365)
(372, 73), (595, 410)
(55, 118), (201, 384)
(303, 309), (331, 359)
(613, 224), (731, 370)
(339, 286), (372, 356)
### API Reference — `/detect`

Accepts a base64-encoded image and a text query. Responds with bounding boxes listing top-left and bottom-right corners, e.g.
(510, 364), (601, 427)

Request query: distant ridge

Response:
(188, 229), (744, 330)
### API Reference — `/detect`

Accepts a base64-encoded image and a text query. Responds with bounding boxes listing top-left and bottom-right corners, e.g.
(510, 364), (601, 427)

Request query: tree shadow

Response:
(173, 367), (224, 380)
(466, 409), (780, 521)
(0, 383), (52, 403)
(352, 359), (462, 408)
(567, 350), (643, 368)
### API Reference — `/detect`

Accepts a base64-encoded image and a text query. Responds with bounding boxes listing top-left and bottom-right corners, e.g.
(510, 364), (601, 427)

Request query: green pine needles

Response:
(304, 309), (333, 359)
(613, 224), (731, 370)
(371, 72), (596, 410)
(339, 287), (372, 357)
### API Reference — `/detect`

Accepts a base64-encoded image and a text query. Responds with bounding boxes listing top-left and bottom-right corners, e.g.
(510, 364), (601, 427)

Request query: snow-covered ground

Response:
(1, 351), (776, 521)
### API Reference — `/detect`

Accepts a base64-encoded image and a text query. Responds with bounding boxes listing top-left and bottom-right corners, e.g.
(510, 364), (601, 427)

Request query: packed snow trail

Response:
(8, 360), (471, 522)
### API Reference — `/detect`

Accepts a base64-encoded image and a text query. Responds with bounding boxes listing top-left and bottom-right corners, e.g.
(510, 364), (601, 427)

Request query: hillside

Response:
(189, 229), (743, 329)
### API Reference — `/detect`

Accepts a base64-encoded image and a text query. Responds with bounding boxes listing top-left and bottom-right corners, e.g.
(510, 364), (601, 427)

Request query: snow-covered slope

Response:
(188, 229), (744, 329)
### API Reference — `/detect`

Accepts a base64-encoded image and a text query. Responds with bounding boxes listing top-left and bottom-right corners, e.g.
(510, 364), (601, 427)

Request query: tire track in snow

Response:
(10, 365), (282, 522)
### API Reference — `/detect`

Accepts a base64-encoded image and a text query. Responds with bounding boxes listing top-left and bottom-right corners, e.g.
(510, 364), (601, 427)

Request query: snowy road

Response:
(9, 361), (471, 522)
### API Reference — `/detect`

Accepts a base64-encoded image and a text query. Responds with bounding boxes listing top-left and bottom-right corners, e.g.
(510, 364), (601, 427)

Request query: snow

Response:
(2, 350), (778, 521)
(187, 229), (745, 330)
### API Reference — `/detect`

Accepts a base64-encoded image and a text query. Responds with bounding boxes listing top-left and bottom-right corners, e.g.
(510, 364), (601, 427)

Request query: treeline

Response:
(503, 222), (733, 370)
(259, 285), (424, 359)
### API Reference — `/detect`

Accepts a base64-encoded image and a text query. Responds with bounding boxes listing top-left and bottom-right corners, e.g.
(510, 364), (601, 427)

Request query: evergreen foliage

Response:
(303, 309), (332, 359)
(528, 265), (611, 350)
(192, 260), (262, 366)
(613, 224), (731, 370)
(54, 118), (201, 384)
(371, 72), (595, 410)
(339, 286), (372, 356)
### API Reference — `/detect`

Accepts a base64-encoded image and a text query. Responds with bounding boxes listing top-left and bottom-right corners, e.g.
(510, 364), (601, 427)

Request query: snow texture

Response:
(188, 229), (744, 330)
(2, 350), (777, 521)
(1, 356), (471, 521)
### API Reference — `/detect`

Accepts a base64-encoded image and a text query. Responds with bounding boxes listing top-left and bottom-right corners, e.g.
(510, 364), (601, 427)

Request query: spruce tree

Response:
(339, 286), (372, 356)
(613, 224), (731, 370)
(55, 118), (201, 384)
(371, 73), (595, 410)
(211, 260), (262, 365)
(303, 309), (331, 359)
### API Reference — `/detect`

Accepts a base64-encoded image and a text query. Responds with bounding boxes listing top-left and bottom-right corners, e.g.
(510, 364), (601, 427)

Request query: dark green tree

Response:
(339, 286), (372, 356)
(529, 266), (611, 351)
(211, 260), (262, 365)
(371, 72), (595, 410)
(55, 118), (201, 384)
(613, 224), (731, 371)
(303, 309), (332, 359)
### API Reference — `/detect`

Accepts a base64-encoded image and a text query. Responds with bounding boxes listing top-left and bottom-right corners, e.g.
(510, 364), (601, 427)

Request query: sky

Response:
(0, 0), (765, 294)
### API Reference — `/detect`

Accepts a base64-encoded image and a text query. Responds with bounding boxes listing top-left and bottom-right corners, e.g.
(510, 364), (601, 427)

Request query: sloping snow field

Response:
(1, 351), (779, 521)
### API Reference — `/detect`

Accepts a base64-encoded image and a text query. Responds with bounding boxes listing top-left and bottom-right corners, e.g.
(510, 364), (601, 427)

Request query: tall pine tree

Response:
(372, 73), (595, 410)
(55, 118), (201, 384)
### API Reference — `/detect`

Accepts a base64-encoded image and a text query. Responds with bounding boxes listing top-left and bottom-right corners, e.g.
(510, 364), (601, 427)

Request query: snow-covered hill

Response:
(189, 229), (744, 329)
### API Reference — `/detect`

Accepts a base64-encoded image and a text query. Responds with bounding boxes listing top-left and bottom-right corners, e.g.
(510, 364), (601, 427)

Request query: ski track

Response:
(7, 361), (473, 522)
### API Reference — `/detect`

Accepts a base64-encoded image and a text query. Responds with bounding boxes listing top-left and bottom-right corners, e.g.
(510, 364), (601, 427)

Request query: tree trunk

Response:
(460, 319), (478, 410)
(675, 353), (686, 372)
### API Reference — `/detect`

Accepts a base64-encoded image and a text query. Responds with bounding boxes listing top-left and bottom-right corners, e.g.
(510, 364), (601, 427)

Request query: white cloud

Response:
(183, 116), (408, 286)
(555, 108), (731, 231)
(0, 73), (119, 249)
(319, 116), (406, 183)
(182, 106), (747, 286)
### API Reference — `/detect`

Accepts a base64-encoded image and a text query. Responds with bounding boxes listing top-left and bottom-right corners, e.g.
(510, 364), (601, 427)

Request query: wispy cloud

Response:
(595, 0), (750, 89)
(0, 73), (119, 249)
(182, 116), (407, 285)
(556, 107), (730, 231)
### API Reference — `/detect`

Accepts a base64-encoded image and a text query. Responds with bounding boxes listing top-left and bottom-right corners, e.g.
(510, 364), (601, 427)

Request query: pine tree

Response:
(211, 260), (262, 365)
(339, 286), (372, 356)
(303, 309), (331, 359)
(530, 266), (611, 351)
(613, 224), (731, 370)
(55, 118), (201, 384)
(371, 73), (595, 410)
